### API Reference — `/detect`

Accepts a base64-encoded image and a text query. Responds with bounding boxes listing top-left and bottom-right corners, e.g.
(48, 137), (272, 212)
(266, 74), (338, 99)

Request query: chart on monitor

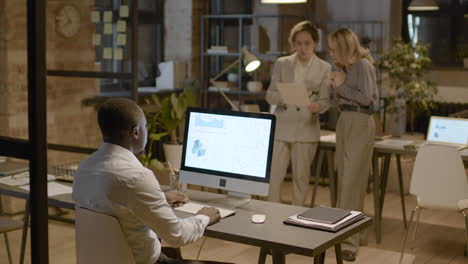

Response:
(179, 107), (276, 208)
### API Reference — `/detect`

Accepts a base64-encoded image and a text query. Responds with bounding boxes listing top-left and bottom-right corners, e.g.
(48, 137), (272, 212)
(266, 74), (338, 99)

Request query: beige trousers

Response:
(336, 111), (375, 252)
(267, 140), (318, 206)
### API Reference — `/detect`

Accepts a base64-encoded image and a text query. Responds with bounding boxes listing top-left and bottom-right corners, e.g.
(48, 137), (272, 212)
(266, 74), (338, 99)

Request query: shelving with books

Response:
(200, 14), (300, 110)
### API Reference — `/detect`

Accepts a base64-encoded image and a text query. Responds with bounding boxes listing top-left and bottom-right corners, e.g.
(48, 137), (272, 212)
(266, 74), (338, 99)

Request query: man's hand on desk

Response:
(197, 207), (221, 225)
(164, 190), (190, 208)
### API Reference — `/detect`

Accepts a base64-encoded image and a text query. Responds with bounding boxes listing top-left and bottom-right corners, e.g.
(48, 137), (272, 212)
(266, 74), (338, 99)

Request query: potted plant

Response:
(140, 88), (195, 173)
(226, 62), (239, 83)
(379, 40), (437, 135)
(458, 49), (468, 69)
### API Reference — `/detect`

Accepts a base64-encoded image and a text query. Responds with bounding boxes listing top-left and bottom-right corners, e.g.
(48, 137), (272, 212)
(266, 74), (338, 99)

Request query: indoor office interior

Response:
(0, 0), (467, 263)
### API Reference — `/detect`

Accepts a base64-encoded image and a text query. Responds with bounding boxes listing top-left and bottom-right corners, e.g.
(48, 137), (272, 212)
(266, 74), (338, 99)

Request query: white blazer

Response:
(266, 53), (331, 142)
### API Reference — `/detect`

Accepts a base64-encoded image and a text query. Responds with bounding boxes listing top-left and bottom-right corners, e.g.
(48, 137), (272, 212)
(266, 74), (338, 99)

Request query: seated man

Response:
(73, 98), (221, 264)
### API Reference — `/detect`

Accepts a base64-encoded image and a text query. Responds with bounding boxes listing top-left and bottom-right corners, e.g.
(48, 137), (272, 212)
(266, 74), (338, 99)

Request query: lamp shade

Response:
(242, 47), (261, 72)
(261, 0), (307, 4)
(408, 0), (440, 11)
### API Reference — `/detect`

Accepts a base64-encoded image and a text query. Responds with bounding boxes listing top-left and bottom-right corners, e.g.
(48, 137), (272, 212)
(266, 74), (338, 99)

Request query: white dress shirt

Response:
(72, 143), (209, 264)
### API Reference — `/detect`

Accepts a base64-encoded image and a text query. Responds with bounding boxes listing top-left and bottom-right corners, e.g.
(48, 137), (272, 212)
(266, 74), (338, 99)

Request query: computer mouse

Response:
(251, 214), (266, 224)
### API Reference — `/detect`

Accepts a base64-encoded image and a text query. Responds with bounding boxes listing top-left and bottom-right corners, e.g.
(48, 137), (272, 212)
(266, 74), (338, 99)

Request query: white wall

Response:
(165, 0), (193, 61)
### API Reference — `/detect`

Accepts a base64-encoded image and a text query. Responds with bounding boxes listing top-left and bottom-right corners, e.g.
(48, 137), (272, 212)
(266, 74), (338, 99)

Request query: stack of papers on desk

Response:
(0, 172), (56, 186)
(284, 206), (365, 232)
(20, 182), (72, 197)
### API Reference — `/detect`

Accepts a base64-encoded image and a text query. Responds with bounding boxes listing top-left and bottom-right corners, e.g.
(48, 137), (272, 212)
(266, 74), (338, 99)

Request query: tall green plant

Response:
(139, 88), (195, 170)
(379, 40), (437, 130)
(139, 107), (167, 171)
(157, 88), (195, 144)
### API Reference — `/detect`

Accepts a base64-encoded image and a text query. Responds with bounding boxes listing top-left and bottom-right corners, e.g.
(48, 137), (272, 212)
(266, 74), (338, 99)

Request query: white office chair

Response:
(0, 216), (23, 264)
(75, 207), (135, 264)
(399, 144), (468, 263)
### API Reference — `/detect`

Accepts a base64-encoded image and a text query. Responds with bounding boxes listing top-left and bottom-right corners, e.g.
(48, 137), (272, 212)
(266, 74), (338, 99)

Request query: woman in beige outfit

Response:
(329, 28), (378, 261)
(266, 21), (331, 206)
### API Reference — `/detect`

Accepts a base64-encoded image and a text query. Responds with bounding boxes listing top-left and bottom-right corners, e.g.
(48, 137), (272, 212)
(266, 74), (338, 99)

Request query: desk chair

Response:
(76, 207), (234, 264)
(75, 207), (135, 264)
(0, 216), (23, 264)
(399, 144), (468, 263)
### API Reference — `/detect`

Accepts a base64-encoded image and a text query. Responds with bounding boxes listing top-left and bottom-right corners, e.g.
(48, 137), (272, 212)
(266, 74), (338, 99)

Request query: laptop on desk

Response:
(424, 116), (468, 150)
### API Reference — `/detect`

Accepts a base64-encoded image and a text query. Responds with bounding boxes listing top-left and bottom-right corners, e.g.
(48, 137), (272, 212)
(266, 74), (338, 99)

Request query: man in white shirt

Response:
(72, 98), (222, 264)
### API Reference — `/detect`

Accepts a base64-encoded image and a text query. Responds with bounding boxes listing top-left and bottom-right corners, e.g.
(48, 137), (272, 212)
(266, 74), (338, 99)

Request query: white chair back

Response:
(75, 207), (135, 264)
(410, 144), (468, 209)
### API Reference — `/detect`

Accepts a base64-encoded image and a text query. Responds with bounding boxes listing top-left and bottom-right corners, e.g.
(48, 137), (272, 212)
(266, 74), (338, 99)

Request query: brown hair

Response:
(288, 21), (319, 52)
(328, 28), (373, 68)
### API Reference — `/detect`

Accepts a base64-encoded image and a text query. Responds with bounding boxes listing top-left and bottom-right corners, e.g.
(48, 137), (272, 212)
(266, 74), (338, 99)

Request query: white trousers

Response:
(336, 112), (375, 252)
(267, 140), (318, 206)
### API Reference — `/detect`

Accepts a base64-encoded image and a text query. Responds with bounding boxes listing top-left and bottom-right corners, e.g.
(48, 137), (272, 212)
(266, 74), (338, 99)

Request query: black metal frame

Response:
(0, 1), (139, 263)
(27, 0), (48, 262)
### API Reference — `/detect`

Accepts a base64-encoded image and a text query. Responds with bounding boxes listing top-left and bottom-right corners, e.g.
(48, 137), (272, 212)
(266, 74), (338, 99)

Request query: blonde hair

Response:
(288, 21), (319, 52)
(328, 28), (373, 68)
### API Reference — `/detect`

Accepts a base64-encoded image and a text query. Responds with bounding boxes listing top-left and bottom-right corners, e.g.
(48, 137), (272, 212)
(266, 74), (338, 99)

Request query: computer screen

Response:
(179, 108), (276, 202)
(427, 116), (468, 145)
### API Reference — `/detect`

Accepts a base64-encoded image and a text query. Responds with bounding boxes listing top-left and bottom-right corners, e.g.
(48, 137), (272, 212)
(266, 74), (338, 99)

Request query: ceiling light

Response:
(408, 0), (440, 11)
(261, 0), (307, 4)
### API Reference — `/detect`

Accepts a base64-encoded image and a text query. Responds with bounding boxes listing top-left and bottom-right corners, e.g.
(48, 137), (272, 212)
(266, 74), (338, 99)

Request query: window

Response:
(405, 0), (468, 67)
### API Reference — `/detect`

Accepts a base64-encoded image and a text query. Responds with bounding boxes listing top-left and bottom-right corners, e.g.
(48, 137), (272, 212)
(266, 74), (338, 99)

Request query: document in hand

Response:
(284, 207), (365, 232)
(277, 83), (311, 106)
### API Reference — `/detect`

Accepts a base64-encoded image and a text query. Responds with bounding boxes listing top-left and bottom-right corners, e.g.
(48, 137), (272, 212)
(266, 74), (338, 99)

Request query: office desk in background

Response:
(0, 182), (371, 264)
(316, 130), (468, 244)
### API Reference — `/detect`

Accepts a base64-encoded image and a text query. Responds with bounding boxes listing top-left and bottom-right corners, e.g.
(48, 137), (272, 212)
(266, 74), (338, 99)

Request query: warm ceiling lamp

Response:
(408, 0), (440, 11)
(261, 0), (307, 4)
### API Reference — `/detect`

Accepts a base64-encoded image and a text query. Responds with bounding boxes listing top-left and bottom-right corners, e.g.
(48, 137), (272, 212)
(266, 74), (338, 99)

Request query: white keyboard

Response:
(174, 201), (235, 219)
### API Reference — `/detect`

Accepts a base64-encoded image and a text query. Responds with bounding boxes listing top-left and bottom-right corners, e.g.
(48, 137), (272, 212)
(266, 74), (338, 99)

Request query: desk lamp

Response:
(209, 47), (261, 111)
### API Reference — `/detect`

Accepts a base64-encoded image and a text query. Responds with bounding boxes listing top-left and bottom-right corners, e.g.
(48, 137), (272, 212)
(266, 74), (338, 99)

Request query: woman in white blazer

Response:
(266, 21), (331, 206)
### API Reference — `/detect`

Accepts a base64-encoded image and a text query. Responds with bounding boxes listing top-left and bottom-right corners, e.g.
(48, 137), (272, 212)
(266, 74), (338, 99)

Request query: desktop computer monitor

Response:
(179, 107), (276, 207)
(426, 116), (468, 146)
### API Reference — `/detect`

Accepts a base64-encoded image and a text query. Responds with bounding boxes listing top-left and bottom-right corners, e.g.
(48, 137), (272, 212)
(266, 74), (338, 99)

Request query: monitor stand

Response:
(209, 191), (251, 208)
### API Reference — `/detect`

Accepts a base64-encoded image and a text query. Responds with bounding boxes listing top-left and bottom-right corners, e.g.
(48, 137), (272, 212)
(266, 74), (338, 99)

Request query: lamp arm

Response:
(209, 79), (240, 111)
(210, 58), (240, 82)
(209, 58), (241, 111)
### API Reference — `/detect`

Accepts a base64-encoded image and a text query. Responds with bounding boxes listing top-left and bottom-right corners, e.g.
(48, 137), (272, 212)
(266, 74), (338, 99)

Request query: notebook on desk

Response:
(297, 205), (351, 224)
(284, 209), (365, 232)
(424, 116), (468, 150)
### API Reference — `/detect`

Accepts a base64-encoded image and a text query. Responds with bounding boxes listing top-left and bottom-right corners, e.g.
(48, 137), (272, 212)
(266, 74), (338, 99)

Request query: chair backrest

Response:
(410, 144), (468, 209)
(75, 207), (135, 264)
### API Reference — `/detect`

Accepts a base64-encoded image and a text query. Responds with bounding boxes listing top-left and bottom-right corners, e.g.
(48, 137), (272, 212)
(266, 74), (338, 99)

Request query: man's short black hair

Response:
(98, 98), (143, 140)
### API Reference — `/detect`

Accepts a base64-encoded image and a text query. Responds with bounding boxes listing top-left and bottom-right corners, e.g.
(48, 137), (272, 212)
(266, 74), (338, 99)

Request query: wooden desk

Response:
(316, 131), (468, 243)
(0, 183), (371, 264)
